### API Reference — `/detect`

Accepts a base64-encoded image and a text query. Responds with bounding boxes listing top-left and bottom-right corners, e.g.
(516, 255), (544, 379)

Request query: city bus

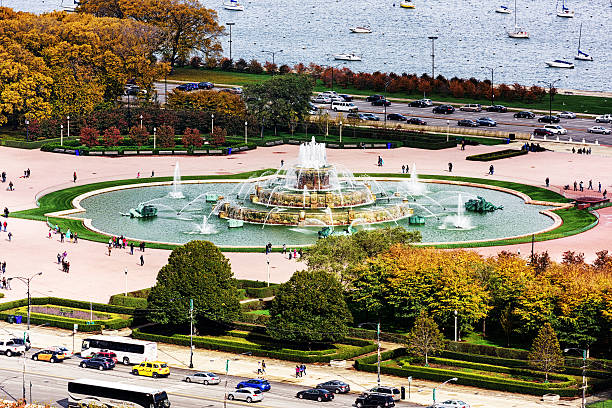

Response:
(81, 335), (157, 365)
(68, 379), (170, 408)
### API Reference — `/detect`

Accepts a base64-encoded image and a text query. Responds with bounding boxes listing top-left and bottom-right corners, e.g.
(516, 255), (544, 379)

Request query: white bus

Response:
(68, 379), (170, 408)
(81, 335), (157, 365)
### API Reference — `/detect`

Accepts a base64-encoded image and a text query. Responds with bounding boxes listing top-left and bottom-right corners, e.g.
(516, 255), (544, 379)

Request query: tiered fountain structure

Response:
(218, 137), (414, 226)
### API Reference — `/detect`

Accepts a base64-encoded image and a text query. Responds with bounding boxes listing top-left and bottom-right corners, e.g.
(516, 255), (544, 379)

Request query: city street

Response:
(150, 81), (610, 144)
(0, 354), (420, 408)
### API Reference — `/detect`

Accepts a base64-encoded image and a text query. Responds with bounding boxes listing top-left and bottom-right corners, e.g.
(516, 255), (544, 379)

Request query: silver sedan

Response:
(184, 371), (220, 385)
(227, 387), (264, 403)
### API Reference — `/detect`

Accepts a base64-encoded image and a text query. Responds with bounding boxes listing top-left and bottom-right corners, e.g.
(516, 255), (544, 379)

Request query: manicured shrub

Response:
(210, 126), (227, 146)
(102, 126), (122, 147)
(79, 126), (99, 147)
(466, 149), (527, 161)
(108, 295), (148, 309)
(129, 126), (149, 146)
(157, 125), (175, 148)
(247, 59), (263, 74)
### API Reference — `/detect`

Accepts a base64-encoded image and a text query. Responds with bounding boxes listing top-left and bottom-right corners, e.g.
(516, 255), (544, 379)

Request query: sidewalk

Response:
(0, 322), (593, 408)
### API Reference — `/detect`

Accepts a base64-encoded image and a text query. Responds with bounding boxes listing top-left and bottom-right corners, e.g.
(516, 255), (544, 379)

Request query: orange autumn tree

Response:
(167, 90), (246, 116)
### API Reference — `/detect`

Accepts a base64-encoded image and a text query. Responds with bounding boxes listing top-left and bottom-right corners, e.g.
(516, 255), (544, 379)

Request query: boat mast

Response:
(514, 0), (518, 30)
(577, 22), (582, 52)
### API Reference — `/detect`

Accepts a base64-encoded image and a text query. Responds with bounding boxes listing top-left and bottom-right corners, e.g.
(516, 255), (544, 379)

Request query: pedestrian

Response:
(137, 172), (140, 178)
(73, 171), (77, 183)
(74, 232), (78, 243)
(140, 255), (144, 266)
(401, 165), (405, 174)
(2, 262), (5, 274)
(580, 181), (584, 192)
(130, 242), (134, 255)
(293, 249), (297, 259)
(57, 253), (61, 264)
(60, 232), (64, 243)
(280, 160), (284, 167)
(295, 365), (300, 378)
(108, 246), (112, 256)
(8, 181), (13, 191)
(545, 177), (550, 187)
(461, 139), (466, 150)
(151, 171), (155, 177)
(599, 182), (602, 193)
(301, 364), (306, 376)
(261, 360), (266, 374)
(489, 165), (494, 175)
(282, 244), (286, 254)
(3, 207), (8, 218)
(572, 147), (576, 154)
(7, 232), (11, 241)
(2, 221), (6, 232)
(604, 189), (608, 199)
(48, 229), (52, 239)
(405, 164), (409, 174)
(573, 181), (577, 191)
(257, 361), (262, 375)
(588, 180), (593, 190)
(448, 162), (453, 172)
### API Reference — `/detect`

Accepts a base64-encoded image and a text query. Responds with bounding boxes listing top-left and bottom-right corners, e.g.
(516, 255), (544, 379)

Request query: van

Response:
(460, 104), (482, 112)
(0, 339), (25, 357)
(331, 101), (358, 113)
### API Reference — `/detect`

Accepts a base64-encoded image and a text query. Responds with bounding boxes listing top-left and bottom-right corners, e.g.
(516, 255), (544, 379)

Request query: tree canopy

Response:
(528, 323), (564, 381)
(406, 310), (445, 366)
(147, 240), (241, 332)
(267, 270), (352, 345)
(167, 89), (246, 116)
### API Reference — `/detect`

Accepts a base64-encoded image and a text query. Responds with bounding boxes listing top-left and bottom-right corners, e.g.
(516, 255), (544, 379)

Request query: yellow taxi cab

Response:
(31, 349), (67, 363)
(131, 361), (170, 378)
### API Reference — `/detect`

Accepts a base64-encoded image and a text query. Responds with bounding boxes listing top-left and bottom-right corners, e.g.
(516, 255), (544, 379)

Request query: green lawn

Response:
(169, 68), (611, 114)
(588, 400), (612, 408)
(246, 309), (270, 316)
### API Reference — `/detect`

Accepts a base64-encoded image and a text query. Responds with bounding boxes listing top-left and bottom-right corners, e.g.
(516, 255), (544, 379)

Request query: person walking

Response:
(140, 255), (144, 266)
(488, 165), (494, 175)
(573, 181), (577, 191)
(579, 181), (584, 192)
(3, 221), (6, 232)
(8, 181), (13, 191)
(261, 360), (266, 374)
(108, 246), (112, 256)
(295, 365), (300, 378)
(448, 162), (453, 172)
(282, 244), (286, 254)
(60, 232), (64, 243)
(7, 232), (11, 242)
(73, 171), (77, 183)
(604, 189), (608, 199)
(130, 242), (134, 255)
(257, 361), (262, 375)
(74, 232), (78, 244)
(301, 364), (306, 376)
(588, 180), (593, 190)
(599, 182), (602, 193)
(401, 165), (405, 174)
(57, 253), (62, 264)
(545, 177), (550, 187)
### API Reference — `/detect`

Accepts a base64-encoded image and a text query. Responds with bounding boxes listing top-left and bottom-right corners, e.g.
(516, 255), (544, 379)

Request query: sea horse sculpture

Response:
(464, 196), (503, 213)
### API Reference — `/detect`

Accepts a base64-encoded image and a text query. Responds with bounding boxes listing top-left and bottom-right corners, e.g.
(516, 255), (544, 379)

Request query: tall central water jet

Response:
(406, 164), (427, 196)
(168, 162), (184, 199)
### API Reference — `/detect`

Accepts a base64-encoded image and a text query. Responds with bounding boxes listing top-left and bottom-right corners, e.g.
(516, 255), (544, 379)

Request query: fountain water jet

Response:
(168, 162), (185, 198)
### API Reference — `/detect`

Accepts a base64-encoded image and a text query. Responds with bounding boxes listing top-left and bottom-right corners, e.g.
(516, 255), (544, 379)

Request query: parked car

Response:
(227, 387), (263, 403)
(362, 113), (380, 121)
(355, 393), (395, 408)
(407, 117), (427, 125)
(543, 124), (567, 135)
(460, 104), (482, 112)
(31, 349), (66, 363)
(184, 371), (220, 385)
(237, 379), (271, 392)
(557, 111), (576, 119)
(514, 111), (535, 119)
(371, 98), (391, 107)
(387, 113), (407, 121)
(587, 126), (611, 134)
(308, 103), (319, 115)
(176, 83), (197, 92)
(366, 94), (385, 102)
(0, 339), (25, 357)
(331, 101), (358, 112)
(476, 117), (497, 127)
(296, 388), (334, 402)
(595, 114), (612, 123)
(338, 94), (353, 102)
(50, 346), (73, 358)
(131, 361), (170, 378)
(433, 400), (471, 408)
(125, 85), (140, 96)
(11, 337), (30, 351)
(363, 386), (401, 401)
(485, 105), (508, 113)
(219, 87), (242, 94)
(316, 380), (350, 394)
(312, 95), (332, 104)
(197, 81), (214, 90)
(79, 357), (115, 371)
(538, 115), (561, 123)
(457, 119), (479, 127)
(408, 100), (428, 108)
(433, 105), (455, 114)
(347, 113), (367, 120)
(533, 128), (554, 137)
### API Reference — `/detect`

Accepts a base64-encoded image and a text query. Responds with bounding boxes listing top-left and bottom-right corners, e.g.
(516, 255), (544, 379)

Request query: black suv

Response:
(316, 380), (350, 394)
(514, 111), (535, 119)
(371, 98), (391, 107)
(409, 100), (428, 107)
(387, 113), (407, 121)
(433, 105), (455, 114)
(366, 94), (385, 102)
(355, 394), (395, 408)
(486, 105), (508, 112)
(407, 117), (427, 125)
(538, 115), (560, 123)
(457, 119), (479, 127)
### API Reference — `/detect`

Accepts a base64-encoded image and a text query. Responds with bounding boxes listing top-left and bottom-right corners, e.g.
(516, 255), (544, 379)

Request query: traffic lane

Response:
(1, 356), (418, 408)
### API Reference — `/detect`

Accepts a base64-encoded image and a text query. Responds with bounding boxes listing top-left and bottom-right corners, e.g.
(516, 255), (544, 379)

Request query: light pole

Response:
(383, 80), (390, 130)
(124, 268), (128, 296)
(454, 310), (458, 341)
(359, 322), (381, 387)
(481, 66), (503, 106)
(224, 352), (253, 408)
(433, 377), (458, 404)
(7, 273), (43, 331)
(67, 116), (70, 140)
(244, 121), (248, 144)
(564, 348), (588, 408)
(139, 114), (143, 128)
(25, 120), (29, 142)
(427, 36), (438, 80)
(226, 22), (235, 61)
(266, 257), (270, 287)
(60, 124), (64, 146)
(211, 113), (215, 133)
(261, 49), (283, 69)
(446, 120), (450, 142)
(153, 127), (157, 150)
(538, 79), (561, 119)
(189, 299), (194, 368)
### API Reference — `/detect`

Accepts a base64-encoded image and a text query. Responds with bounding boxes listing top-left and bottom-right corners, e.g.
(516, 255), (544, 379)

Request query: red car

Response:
(92, 351), (118, 363)
(533, 128), (554, 137)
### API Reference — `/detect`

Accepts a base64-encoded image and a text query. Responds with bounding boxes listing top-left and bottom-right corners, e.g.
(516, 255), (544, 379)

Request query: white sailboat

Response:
(334, 53), (362, 61)
(556, 0), (574, 17)
(350, 26), (373, 34)
(546, 59), (575, 68)
(507, 0), (529, 38)
(223, 0), (244, 11)
(495, 5), (512, 14)
(575, 23), (593, 61)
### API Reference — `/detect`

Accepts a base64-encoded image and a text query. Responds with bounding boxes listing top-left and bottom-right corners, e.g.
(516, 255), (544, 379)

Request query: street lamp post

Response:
(433, 377), (458, 404)
(211, 113), (215, 132)
(25, 120), (29, 142)
(244, 121), (248, 144)
(538, 79), (561, 119)
(427, 36), (439, 80)
(139, 114), (143, 128)
(266, 257), (270, 287)
(454, 310), (458, 341)
(226, 22), (235, 61)
(359, 322), (381, 387)
(261, 49), (283, 70)
(153, 127), (157, 150)
(383, 80), (390, 130)
(7, 273), (43, 331)
(67, 116), (70, 140)
(339, 121), (343, 144)
(189, 299), (194, 369)
(481, 66), (503, 106)
(60, 124), (64, 146)
(564, 348), (588, 408)
(446, 120), (450, 142)
(124, 268), (128, 296)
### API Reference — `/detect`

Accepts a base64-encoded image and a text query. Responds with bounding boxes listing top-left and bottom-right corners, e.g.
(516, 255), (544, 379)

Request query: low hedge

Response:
(108, 294), (148, 309)
(466, 149), (528, 161)
(239, 312), (270, 325)
(132, 328), (376, 363)
(0, 293), (4, 299)
(445, 341), (528, 360)
(355, 349), (580, 397)
(347, 327), (408, 344)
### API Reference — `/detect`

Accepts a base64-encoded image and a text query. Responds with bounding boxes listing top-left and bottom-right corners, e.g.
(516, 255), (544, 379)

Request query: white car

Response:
(543, 124), (567, 135)
(459, 104), (482, 112)
(595, 114), (612, 123)
(184, 371), (220, 385)
(0, 339), (25, 357)
(312, 95), (332, 104)
(227, 387), (263, 403)
(434, 400), (471, 408)
(587, 126), (611, 134)
(557, 111), (576, 119)
(50, 346), (73, 358)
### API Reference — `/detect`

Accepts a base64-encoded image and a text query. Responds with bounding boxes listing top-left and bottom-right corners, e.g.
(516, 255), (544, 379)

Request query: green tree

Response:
(243, 74), (313, 133)
(406, 310), (445, 365)
(528, 323), (564, 381)
(147, 241), (241, 332)
(267, 270), (352, 346)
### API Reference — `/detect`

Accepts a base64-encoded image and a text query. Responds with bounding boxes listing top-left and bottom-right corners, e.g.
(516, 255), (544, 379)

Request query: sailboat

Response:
(223, 0), (244, 11)
(575, 23), (593, 61)
(400, 0), (415, 9)
(556, 0), (574, 17)
(507, 0), (529, 38)
(495, 5), (512, 13)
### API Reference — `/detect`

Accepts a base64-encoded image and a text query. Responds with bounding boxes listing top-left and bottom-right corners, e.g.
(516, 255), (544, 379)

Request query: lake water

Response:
(6, 0), (611, 91)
